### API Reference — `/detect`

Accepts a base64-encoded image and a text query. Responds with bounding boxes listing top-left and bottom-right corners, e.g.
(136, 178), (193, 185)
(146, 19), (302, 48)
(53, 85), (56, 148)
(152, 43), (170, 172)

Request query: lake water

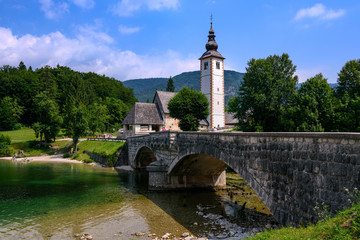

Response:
(0, 160), (277, 240)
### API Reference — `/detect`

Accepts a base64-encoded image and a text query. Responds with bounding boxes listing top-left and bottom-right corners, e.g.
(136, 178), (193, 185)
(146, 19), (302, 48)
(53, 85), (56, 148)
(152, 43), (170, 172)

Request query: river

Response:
(0, 159), (278, 240)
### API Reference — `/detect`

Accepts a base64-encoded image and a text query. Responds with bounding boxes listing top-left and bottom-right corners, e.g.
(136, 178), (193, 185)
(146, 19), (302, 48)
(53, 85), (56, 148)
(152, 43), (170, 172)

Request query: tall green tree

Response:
(292, 74), (335, 131)
(168, 87), (209, 131)
(0, 97), (23, 130)
(0, 134), (11, 157)
(335, 59), (360, 131)
(32, 92), (62, 144)
(66, 106), (88, 152)
(88, 102), (109, 135)
(104, 97), (129, 130)
(166, 76), (175, 92)
(228, 53), (298, 132)
(337, 59), (360, 99)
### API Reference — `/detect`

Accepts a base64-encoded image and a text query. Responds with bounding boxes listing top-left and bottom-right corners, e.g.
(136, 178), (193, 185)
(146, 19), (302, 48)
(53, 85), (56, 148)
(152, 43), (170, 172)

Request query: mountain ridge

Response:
(123, 70), (245, 104)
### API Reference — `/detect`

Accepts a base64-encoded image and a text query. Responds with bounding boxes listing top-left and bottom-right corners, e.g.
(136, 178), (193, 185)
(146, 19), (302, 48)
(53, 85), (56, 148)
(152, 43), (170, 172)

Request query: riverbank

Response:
(0, 154), (102, 166)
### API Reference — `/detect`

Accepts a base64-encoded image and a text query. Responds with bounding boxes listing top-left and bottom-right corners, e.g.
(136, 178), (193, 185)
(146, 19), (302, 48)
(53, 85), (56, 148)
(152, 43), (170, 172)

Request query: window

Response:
(216, 62), (220, 69)
(204, 62), (208, 70)
(217, 101), (220, 105)
(217, 87), (219, 92)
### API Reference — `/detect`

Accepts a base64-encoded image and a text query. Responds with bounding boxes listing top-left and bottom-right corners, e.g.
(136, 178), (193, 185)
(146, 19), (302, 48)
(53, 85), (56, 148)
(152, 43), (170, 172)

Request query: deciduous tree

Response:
(228, 53), (298, 131)
(32, 92), (62, 144)
(168, 87), (209, 131)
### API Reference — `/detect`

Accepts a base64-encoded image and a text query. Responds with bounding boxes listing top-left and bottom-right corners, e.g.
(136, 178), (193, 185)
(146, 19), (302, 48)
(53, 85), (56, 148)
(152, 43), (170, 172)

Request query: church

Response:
(121, 21), (237, 137)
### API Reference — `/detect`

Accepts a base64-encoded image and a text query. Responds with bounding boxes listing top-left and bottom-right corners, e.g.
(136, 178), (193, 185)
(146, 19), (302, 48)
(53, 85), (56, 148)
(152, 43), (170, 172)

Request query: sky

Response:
(0, 0), (359, 83)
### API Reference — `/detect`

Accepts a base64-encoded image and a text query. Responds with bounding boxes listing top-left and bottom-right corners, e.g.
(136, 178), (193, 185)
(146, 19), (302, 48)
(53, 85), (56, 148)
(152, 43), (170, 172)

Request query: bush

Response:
(63, 153), (71, 158)
(0, 134), (11, 156)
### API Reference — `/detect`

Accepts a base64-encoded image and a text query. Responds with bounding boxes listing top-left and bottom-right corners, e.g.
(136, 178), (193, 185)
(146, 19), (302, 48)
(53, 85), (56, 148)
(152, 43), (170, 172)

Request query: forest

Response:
(0, 62), (137, 145)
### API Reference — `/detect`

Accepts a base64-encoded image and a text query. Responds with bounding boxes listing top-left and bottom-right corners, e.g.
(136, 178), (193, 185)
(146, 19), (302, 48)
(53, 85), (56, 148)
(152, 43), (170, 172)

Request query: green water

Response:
(0, 160), (275, 240)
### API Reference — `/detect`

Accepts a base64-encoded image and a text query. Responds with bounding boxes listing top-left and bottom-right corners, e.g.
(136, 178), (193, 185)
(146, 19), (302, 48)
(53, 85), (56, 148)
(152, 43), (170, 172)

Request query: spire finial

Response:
(210, 14), (213, 25)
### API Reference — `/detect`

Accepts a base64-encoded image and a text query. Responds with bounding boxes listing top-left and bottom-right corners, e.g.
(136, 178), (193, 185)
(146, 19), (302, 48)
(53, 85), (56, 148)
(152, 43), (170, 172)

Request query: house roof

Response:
(153, 91), (176, 114)
(225, 112), (238, 125)
(199, 119), (209, 126)
(122, 102), (163, 125)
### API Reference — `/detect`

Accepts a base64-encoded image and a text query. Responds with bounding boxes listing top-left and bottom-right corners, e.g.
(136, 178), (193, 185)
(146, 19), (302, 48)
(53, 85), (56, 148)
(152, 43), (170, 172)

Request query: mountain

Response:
(123, 70), (245, 104)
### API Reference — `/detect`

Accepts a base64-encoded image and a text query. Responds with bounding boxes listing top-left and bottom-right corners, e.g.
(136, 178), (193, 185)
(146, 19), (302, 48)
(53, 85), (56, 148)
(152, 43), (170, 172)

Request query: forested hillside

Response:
(0, 62), (137, 134)
(123, 70), (245, 104)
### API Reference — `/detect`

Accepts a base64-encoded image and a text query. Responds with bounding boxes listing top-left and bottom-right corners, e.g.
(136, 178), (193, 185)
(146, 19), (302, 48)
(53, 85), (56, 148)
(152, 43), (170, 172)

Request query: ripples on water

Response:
(0, 160), (277, 239)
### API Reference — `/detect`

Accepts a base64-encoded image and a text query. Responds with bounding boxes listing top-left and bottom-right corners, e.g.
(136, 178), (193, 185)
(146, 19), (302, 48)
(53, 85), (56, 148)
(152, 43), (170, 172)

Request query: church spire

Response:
(200, 16), (224, 60)
(206, 17), (218, 51)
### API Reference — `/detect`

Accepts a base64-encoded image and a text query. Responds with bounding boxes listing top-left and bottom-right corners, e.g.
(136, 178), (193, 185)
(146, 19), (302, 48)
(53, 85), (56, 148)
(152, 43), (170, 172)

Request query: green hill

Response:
(123, 70), (245, 104)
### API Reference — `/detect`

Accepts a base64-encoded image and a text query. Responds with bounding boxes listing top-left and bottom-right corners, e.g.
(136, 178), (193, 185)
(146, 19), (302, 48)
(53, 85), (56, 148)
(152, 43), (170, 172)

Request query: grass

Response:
(73, 140), (125, 166)
(1, 127), (72, 157)
(248, 201), (360, 240)
(225, 173), (271, 215)
(1, 127), (39, 142)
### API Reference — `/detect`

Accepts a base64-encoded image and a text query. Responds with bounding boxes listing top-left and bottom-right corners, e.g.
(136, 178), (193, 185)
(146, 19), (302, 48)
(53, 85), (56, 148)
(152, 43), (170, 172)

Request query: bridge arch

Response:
(168, 153), (228, 188)
(168, 149), (273, 218)
(133, 146), (157, 169)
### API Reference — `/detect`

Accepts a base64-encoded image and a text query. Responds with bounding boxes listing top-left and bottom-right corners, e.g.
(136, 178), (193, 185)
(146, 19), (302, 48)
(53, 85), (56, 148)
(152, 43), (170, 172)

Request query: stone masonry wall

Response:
(125, 131), (360, 225)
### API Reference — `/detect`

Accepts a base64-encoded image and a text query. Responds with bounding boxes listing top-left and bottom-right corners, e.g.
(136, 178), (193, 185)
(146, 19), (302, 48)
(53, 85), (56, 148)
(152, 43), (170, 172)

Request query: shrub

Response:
(0, 134), (11, 156)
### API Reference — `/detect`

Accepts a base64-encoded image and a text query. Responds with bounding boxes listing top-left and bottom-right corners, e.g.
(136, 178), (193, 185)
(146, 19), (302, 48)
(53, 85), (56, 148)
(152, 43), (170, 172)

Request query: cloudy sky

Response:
(0, 0), (359, 83)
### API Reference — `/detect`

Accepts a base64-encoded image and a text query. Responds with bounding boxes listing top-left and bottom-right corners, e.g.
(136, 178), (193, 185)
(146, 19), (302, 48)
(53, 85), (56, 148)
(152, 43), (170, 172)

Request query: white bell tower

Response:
(199, 20), (225, 129)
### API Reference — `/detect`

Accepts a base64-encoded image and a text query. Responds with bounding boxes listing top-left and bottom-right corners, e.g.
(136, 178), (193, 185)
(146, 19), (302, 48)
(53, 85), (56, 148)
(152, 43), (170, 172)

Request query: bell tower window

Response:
(216, 62), (220, 69)
(204, 62), (208, 70)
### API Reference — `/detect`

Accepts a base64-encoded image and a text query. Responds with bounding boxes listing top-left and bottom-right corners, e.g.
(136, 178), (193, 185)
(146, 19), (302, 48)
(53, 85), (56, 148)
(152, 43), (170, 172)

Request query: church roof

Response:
(122, 102), (163, 125)
(199, 22), (225, 60)
(153, 91), (176, 114)
(225, 112), (238, 125)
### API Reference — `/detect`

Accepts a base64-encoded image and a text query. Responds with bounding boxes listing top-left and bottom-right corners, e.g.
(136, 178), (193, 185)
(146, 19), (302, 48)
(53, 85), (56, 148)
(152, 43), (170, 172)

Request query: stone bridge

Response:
(121, 131), (360, 225)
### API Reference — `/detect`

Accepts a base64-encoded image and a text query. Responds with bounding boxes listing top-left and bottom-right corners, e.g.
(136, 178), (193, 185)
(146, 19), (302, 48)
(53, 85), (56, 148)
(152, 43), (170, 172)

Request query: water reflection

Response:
(0, 160), (278, 240)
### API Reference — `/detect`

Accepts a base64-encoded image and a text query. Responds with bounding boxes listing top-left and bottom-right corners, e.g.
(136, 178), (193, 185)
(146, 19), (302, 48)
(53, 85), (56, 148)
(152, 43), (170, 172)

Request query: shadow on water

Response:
(115, 168), (279, 239)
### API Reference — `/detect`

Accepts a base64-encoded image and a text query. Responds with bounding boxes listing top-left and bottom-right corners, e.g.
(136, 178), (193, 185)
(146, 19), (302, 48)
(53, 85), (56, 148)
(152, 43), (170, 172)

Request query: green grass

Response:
(1, 127), (39, 142)
(74, 140), (125, 166)
(248, 203), (360, 240)
(0, 128), (72, 157)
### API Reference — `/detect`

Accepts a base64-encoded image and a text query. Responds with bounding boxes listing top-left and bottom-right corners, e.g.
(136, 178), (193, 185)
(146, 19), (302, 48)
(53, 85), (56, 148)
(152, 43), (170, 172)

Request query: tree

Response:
(104, 97), (129, 130)
(32, 92), (62, 144)
(292, 74), (335, 131)
(168, 87), (209, 131)
(0, 97), (23, 130)
(0, 134), (11, 157)
(88, 102), (109, 135)
(335, 59), (360, 131)
(66, 106), (88, 152)
(166, 76), (175, 92)
(228, 53), (298, 132)
(337, 59), (360, 99)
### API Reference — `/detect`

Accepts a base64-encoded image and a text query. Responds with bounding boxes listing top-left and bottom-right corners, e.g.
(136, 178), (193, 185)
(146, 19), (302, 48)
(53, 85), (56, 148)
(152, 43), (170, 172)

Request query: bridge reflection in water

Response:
(120, 131), (360, 225)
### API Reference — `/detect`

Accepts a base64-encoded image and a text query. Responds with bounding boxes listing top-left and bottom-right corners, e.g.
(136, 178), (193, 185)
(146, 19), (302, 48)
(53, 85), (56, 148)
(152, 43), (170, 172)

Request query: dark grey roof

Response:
(225, 112), (238, 125)
(199, 50), (225, 60)
(153, 91), (176, 114)
(122, 102), (163, 125)
(199, 119), (209, 126)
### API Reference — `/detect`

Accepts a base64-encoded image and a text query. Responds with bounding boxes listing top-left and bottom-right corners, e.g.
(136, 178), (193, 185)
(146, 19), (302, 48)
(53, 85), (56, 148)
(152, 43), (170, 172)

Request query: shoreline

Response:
(0, 154), (102, 166)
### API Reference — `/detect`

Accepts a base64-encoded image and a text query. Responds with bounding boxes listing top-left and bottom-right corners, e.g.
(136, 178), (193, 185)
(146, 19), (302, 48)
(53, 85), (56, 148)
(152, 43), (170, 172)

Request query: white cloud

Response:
(294, 3), (345, 21)
(118, 24), (141, 34)
(0, 27), (198, 81)
(39, 0), (69, 20)
(70, 0), (95, 9)
(112, 0), (180, 16)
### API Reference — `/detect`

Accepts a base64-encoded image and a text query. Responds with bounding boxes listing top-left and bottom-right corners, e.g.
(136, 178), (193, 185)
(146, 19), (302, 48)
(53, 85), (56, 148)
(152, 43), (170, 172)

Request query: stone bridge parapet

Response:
(122, 131), (360, 225)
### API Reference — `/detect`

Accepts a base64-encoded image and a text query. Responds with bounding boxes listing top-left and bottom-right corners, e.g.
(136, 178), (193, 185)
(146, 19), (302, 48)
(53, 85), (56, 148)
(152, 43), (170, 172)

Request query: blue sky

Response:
(0, 0), (359, 83)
